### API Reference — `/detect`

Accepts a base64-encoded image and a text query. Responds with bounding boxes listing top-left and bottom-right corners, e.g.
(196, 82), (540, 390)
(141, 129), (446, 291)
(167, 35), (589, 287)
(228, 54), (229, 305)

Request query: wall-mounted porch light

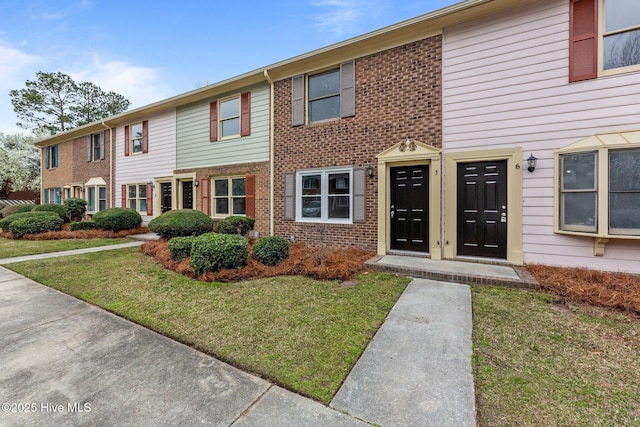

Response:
(366, 165), (374, 178)
(527, 153), (537, 173)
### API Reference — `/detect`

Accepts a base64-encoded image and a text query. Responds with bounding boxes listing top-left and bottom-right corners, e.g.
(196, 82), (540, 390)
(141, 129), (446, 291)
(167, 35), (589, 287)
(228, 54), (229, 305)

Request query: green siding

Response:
(176, 83), (270, 169)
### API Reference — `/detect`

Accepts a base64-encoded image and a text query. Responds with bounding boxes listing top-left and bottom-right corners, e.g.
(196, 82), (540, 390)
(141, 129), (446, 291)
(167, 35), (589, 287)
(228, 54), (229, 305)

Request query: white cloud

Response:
(311, 0), (390, 35)
(0, 42), (41, 81)
(69, 58), (173, 110)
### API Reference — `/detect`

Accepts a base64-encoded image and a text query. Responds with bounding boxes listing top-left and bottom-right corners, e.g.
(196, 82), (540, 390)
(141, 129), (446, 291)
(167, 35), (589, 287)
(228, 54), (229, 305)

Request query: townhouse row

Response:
(36, 0), (640, 273)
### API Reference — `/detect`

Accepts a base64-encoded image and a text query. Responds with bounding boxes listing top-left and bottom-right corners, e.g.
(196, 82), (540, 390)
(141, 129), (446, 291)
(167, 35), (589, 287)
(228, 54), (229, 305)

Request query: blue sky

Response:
(0, 0), (459, 135)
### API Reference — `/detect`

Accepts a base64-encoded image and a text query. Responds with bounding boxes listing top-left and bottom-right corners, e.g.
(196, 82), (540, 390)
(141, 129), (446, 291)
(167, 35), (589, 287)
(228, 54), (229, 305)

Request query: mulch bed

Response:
(528, 264), (640, 315)
(0, 226), (150, 240)
(140, 239), (374, 282)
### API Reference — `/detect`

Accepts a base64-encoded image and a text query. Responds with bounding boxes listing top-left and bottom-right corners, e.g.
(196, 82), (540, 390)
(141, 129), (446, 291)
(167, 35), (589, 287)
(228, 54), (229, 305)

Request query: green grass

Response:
(7, 248), (409, 404)
(472, 285), (640, 426)
(0, 237), (130, 259)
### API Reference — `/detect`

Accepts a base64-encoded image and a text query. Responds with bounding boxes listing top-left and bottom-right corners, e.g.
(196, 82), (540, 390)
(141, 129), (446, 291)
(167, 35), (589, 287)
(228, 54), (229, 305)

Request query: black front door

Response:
(160, 182), (172, 213)
(390, 165), (429, 252)
(457, 160), (507, 259)
(182, 181), (193, 209)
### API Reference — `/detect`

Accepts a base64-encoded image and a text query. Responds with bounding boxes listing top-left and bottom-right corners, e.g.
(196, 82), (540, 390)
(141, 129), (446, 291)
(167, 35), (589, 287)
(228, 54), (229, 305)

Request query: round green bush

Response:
(148, 209), (213, 238)
(93, 208), (142, 231)
(64, 198), (87, 222)
(0, 204), (34, 218)
(9, 216), (64, 238)
(33, 203), (68, 221)
(213, 216), (256, 235)
(0, 211), (58, 232)
(168, 235), (198, 261)
(69, 221), (97, 231)
(252, 236), (290, 266)
(191, 233), (248, 274)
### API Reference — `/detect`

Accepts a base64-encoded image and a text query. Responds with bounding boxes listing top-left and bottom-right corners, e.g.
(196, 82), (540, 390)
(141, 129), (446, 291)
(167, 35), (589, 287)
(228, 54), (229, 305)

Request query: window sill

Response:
(554, 229), (640, 256)
(296, 219), (353, 225)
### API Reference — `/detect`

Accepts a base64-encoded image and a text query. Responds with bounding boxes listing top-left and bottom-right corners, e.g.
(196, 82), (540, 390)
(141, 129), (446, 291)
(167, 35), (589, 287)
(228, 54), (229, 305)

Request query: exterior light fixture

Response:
(193, 180), (199, 187)
(148, 180), (155, 189)
(366, 165), (374, 178)
(527, 153), (537, 173)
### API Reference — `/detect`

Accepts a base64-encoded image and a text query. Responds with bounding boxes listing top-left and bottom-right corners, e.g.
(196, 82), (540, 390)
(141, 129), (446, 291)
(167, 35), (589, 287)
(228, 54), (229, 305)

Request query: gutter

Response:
(101, 122), (113, 208)
(263, 69), (275, 236)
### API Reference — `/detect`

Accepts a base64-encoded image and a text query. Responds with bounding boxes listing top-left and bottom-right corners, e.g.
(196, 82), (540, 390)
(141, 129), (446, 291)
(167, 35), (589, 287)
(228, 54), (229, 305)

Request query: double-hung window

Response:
(602, 0), (640, 71)
(557, 134), (640, 238)
(308, 69), (340, 122)
(124, 121), (148, 156)
(219, 97), (240, 139)
(88, 132), (104, 161)
(130, 123), (143, 154)
(214, 177), (246, 216)
(87, 186), (107, 213)
(127, 184), (147, 213)
(209, 93), (251, 141)
(44, 144), (59, 169)
(297, 168), (352, 223)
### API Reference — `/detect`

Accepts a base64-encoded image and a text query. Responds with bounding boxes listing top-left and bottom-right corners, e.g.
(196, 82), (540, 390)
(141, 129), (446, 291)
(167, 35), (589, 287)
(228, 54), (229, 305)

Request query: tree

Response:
(0, 132), (41, 193)
(9, 71), (131, 134)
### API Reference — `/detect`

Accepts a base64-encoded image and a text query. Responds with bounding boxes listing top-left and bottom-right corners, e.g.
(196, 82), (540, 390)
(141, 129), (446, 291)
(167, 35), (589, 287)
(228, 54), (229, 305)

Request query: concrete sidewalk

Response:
(0, 244), (476, 426)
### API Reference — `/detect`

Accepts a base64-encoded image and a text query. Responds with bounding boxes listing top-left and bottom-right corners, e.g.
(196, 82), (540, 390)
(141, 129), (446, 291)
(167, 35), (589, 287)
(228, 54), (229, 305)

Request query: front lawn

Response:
(0, 237), (130, 259)
(6, 248), (409, 404)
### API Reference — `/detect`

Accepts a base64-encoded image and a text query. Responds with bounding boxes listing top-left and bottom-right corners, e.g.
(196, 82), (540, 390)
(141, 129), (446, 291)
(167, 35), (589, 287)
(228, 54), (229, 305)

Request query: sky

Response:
(0, 0), (460, 135)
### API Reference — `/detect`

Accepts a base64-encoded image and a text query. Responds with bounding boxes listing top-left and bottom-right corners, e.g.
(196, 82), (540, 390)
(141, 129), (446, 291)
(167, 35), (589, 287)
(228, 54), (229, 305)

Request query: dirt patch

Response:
(141, 239), (374, 282)
(0, 226), (150, 240)
(528, 264), (640, 315)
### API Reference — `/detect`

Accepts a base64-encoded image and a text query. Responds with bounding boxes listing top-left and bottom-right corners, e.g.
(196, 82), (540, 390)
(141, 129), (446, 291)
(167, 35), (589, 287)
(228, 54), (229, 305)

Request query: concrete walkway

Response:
(0, 242), (476, 426)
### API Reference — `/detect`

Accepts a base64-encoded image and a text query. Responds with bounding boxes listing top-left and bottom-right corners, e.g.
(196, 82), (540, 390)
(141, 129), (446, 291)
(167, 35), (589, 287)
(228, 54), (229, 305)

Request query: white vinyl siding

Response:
(176, 83), (270, 169)
(442, 0), (640, 273)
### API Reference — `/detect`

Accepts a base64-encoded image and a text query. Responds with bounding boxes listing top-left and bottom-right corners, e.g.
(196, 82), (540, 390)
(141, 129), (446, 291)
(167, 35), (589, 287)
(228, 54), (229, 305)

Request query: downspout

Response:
(264, 69), (275, 236)
(101, 122), (113, 208)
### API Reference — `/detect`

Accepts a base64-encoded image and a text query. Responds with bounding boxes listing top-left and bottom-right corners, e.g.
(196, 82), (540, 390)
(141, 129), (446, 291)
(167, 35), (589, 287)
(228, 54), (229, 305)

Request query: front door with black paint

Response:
(182, 181), (193, 209)
(160, 182), (172, 213)
(457, 160), (507, 259)
(390, 165), (429, 252)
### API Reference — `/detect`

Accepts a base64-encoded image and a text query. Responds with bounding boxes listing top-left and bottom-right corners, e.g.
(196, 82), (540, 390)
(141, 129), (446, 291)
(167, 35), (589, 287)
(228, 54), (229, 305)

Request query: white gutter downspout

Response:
(101, 122), (113, 208)
(264, 69), (275, 236)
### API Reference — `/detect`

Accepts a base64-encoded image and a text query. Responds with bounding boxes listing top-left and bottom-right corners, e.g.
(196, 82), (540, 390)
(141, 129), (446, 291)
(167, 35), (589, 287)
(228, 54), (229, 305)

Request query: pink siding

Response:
(443, 0), (640, 273)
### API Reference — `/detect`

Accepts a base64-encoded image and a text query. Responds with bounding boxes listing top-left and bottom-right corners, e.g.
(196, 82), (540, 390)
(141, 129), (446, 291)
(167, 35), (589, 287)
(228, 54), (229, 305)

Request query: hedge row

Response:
(9, 216), (64, 238)
(0, 211), (58, 232)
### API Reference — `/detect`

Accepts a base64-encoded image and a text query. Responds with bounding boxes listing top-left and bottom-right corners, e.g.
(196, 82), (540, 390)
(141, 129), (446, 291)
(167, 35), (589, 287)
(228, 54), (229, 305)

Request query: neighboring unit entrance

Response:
(457, 160), (507, 259)
(160, 182), (172, 213)
(390, 165), (429, 252)
(182, 181), (193, 209)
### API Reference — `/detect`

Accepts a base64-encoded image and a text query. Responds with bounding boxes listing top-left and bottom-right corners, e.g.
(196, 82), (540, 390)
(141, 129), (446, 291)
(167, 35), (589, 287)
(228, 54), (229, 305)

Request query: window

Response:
(214, 177), (246, 216)
(291, 60), (355, 125)
(43, 187), (61, 204)
(88, 132), (104, 161)
(602, 0), (640, 70)
(308, 69), (340, 122)
(124, 121), (148, 156)
(44, 144), (59, 169)
(127, 184), (147, 213)
(209, 93), (250, 141)
(220, 97), (240, 138)
(297, 169), (352, 222)
(557, 133), (640, 238)
(86, 186), (107, 213)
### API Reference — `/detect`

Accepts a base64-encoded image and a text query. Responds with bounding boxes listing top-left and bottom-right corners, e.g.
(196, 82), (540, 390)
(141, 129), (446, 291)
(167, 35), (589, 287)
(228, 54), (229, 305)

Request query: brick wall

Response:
(41, 141), (73, 191)
(273, 35), (442, 251)
(174, 161), (270, 236)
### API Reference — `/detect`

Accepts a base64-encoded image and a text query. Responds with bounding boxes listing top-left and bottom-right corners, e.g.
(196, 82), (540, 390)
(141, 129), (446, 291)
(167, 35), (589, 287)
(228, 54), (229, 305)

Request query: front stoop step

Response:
(366, 255), (540, 289)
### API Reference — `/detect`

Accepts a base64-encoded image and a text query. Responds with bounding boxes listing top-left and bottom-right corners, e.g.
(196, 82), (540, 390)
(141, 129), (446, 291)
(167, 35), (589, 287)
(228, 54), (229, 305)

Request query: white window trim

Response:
(598, 0), (640, 76)
(129, 122), (144, 155)
(296, 167), (353, 224)
(307, 68), (340, 124)
(126, 183), (148, 213)
(212, 176), (246, 217)
(218, 95), (241, 140)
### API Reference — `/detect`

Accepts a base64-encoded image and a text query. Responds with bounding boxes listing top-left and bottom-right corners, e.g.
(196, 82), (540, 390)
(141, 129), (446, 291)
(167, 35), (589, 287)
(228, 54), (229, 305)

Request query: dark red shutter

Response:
(124, 126), (130, 156)
(245, 175), (256, 218)
(201, 178), (210, 215)
(121, 184), (127, 208)
(240, 92), (251, 137)
(209, 102), (218, 142)
(146, 183), (153, 215)
(142, 120), (149, 153)
(569, 0), (598, 82)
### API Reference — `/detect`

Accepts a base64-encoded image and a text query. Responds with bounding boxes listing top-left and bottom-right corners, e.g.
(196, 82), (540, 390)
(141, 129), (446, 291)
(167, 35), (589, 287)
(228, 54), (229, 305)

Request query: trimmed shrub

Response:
(64, 198), (88, 222)
(213, 216), (255, 236)
(0, 211), (58, 232)
(148, 209), (213, 238)
(191, 233), (248, 274)
(9, 216), (64, 238)
(0, 204), (34, 218)
(69, 221), (97, 231)
(93, 208), (142, 232)
(168, 235), (197, 261)
(33, 203), (68, 221)
(252, 236), (290, 266)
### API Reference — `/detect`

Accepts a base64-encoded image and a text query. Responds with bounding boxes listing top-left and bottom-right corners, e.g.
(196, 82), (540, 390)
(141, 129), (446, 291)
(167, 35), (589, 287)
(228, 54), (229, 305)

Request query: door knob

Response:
(391, 210), (395, 219)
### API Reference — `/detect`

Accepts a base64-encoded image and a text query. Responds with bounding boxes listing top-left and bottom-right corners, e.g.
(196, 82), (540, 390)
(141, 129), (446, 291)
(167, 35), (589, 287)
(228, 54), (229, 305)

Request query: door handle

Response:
(391, 210), (395, 219)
